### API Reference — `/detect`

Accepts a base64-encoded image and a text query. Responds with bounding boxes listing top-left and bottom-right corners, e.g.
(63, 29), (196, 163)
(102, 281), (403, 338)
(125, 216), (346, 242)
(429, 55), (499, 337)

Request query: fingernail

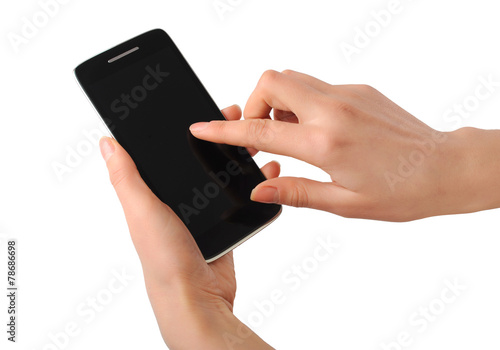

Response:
(251, 186), (279, 204)
(222, 104), (240, 114)
(189, 122), (209, 133)
(99, 136), (115, 162)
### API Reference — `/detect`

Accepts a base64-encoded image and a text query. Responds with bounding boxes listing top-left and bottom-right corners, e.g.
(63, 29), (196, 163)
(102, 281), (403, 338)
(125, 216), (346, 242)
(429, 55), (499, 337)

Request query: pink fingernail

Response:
(189, 122), (209, 133)
(251, 186), (279, 204)
(99, 137), (115, 162)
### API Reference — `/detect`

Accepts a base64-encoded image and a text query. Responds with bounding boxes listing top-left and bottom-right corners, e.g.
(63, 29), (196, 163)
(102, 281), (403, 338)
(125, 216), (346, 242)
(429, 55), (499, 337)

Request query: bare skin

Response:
(99, 105), (277, 350)
(190, 70), (500, 221)
(100, 70), (500, 349)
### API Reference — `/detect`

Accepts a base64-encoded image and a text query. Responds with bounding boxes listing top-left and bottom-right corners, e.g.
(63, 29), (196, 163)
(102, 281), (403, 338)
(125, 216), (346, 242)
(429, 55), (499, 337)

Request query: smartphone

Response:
(74, 29), (281, 262)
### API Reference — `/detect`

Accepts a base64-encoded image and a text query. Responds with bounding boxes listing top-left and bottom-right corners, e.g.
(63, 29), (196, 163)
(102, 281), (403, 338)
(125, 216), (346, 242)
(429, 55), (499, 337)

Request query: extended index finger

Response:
(190, 119), (321, 164)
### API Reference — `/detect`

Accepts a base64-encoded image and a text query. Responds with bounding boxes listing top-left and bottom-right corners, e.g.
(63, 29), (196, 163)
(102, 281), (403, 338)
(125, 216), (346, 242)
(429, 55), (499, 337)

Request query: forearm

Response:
(448, 127), (500, 215)
(208, 312), (275, 350)
(176, 309), (274, 350)
(148, 286), (273, 350)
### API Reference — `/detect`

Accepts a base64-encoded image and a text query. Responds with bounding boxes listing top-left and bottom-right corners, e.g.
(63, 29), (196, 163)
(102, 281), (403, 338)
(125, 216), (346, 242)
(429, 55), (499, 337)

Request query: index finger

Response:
(189, 119), (322, 164)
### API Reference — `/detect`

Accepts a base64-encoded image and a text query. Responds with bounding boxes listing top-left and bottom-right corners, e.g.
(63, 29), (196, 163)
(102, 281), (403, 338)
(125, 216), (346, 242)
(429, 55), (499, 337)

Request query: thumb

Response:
(99, 136), (163, 223)
(250, 177), (358, 214)
(99, 136), (204, 280)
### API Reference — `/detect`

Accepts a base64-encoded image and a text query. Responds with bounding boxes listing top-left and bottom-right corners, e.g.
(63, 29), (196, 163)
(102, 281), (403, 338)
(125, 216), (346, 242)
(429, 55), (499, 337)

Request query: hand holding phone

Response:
(98, 130), (274, 349)
(75, 29), (281, 261)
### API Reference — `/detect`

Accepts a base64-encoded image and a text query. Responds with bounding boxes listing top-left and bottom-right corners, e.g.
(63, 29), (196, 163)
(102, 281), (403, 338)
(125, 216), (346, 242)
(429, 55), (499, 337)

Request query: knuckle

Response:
(281, 69), (296, 76)
(287, 181), (310, 208)
(248, 119), (273, 146)
(355, 84), (377, 95)
(258, 69), (281, 89)
(336, 84), (377, 101)
(211, 120), (226, 135)
(306, 124), (347, 166)
(313, 131), (339, 163)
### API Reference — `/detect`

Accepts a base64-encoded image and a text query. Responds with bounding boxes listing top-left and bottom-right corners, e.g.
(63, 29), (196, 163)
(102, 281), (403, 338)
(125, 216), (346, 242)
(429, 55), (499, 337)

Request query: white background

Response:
(1, 0), (500, 349)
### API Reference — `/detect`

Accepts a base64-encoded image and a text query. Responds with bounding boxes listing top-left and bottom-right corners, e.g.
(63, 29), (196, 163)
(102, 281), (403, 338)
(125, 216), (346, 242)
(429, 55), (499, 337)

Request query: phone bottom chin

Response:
(195, 203), (282, 262)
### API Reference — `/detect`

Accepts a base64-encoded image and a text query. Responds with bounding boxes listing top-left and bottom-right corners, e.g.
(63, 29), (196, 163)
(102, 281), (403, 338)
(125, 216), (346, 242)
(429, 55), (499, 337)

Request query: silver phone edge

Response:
(205, 206), (283, 263)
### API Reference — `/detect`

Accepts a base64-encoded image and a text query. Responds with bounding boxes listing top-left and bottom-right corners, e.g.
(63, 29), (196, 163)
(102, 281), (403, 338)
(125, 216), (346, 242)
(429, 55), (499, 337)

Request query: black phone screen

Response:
(75, 29), (281, 260)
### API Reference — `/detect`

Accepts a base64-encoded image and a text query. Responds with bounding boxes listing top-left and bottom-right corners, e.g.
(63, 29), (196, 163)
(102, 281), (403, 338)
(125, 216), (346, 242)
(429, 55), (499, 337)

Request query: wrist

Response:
(191, 307), (273, 350)
(443, 127), (500, 215)
(154, 285), (273, 350)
